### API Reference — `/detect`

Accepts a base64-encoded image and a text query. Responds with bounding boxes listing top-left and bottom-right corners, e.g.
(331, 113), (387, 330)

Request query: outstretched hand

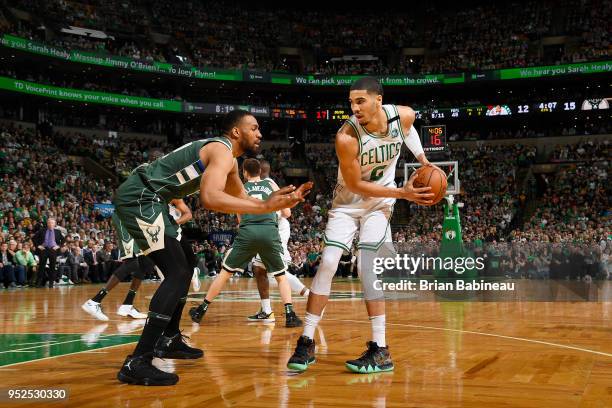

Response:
(266, 181), (314, 211)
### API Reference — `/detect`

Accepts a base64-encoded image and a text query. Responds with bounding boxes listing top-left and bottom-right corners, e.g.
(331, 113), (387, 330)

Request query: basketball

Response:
(413, 166), (448, 205)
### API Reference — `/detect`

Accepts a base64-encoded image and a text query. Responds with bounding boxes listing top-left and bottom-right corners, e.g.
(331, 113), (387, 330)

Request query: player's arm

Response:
(223, 160), (261, 204)
(269, 179), (291, 218)
(170, 199), (192, 225)
(396, 105), (430, 166)
(336, 124), (433, 204)
(199, 143), (309, 214)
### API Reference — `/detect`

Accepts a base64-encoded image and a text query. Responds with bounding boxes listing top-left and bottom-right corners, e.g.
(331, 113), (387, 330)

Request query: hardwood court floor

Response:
(0, 279), (610, 408)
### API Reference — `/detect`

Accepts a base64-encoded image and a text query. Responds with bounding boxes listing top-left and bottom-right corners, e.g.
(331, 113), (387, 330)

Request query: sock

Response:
(122, 289), (136, 306)
(370, 315), (386, 347)
(164, 297), (186, 337)
(302, 288), (310, 297)
(91, 288), (108, 303)
(302, 312), (321, 339)
(261, 298), (272, 314)
(133, 312), (171, 356)
(284, 303), (294, 315)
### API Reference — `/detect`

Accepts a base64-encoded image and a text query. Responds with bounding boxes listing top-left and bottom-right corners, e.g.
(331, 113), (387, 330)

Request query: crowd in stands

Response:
(2, 0), (609, 75)
(1, 118), (610, 290)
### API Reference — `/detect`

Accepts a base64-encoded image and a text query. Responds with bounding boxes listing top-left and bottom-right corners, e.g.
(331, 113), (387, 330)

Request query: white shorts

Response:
(322, 203), (393, 253)
(253, 218), (291, 269)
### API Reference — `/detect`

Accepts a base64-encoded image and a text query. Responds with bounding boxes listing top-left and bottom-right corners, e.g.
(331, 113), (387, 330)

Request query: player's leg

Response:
(117, 254), (150, 319)
(279, 221), (309, 296)
(345, 207), (394, 373)
(287, 209), (358, 371)
(189, 228), (255, 323)
(178, 237), (200, 291)
(114, 197), (201, 386)
(283, 271), (309, 296)
(83, 213), (139, 320)
(247, 260), (275, 322)
(258, 224), (302, 328)
(118, 235), (202, 385)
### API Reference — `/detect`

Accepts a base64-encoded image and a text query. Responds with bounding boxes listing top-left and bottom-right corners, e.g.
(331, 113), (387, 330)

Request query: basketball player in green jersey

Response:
(247, 160), (310, 323)
(287, 77), (434, 374)
(115, 109), (312, 386)
(189, 158), (302, 327)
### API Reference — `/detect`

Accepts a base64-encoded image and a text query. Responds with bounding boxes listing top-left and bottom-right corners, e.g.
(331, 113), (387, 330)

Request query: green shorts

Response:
(111, 212), (143, 260)
(112, 174), (181, 255)
(223, 224), (286, 275)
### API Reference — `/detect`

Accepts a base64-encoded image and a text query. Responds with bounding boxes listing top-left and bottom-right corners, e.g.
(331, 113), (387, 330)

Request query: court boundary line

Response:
(327, 318), (612, 358)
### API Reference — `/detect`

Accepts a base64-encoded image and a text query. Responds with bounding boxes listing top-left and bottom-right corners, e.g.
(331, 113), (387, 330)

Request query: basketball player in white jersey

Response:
(247, 160), (309, 323)
(287, 77), (434, 373)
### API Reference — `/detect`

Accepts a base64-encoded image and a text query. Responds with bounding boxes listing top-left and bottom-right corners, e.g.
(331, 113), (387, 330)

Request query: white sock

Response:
(261, 298), (272, 314)
(286, 272), (306, 295)
(370, 315), (386, 347)
(302, 312), (322, 339)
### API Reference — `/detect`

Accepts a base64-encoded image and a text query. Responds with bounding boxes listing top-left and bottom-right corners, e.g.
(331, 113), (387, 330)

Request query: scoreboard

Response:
(421, 125), (447, 153)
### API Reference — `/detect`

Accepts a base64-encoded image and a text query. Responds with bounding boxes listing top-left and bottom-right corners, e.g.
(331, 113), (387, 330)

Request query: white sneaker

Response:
(191, 267), (201, 291)
(81, 300), (109, 321)
(117, 305), (147, 319)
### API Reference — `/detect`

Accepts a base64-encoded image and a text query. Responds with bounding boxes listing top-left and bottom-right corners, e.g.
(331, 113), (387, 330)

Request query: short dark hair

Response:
(243, 158), (261, 177)
(222, 109), (253, 135)
(350, 77), (383, 96)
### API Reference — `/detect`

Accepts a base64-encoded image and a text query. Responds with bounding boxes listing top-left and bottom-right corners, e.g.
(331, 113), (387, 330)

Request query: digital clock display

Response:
(331, 109), (351, 120)
(421, 125), (447, 152)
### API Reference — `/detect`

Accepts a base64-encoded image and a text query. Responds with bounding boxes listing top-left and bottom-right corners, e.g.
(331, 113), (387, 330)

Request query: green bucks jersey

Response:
(133, 137), (232, 202)
(240, 179), (277, 226)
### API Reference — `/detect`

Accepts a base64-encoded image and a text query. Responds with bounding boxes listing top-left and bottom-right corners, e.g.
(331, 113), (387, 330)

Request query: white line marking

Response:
(328, 318), (612, 358)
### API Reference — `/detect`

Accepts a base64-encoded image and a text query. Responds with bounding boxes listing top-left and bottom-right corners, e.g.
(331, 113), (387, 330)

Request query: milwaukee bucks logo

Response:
(146, 226), (161, 243)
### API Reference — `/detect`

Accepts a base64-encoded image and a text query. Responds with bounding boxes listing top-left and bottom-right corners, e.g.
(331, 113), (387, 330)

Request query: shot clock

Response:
(421, 125), (447, 153)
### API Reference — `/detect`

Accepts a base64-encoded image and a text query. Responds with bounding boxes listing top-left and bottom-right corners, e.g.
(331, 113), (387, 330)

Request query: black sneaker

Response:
(247, 309), (276, 322)
(117, 353), (179, 386)
(285, 311), (303, 328)
(153, 332), (204, 359)
(188, 305), (207, 323)
(287, 335), (316, 371)
(345, 341), (394, 374)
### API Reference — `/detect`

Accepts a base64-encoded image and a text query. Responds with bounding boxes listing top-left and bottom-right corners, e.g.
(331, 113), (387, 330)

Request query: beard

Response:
(241, 139), (260, 157)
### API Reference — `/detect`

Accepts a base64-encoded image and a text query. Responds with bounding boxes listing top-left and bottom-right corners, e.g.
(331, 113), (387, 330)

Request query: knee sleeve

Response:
(358, 248), (385, 301)
(310, 246), (344, 296)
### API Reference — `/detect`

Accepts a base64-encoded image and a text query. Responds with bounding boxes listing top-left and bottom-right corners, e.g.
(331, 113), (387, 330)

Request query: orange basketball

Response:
(413, 166), (447, 206)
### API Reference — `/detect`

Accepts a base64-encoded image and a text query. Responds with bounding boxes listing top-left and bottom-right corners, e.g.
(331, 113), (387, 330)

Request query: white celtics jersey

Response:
(333, 104), (406, 209)
(264, 177), (291, 235)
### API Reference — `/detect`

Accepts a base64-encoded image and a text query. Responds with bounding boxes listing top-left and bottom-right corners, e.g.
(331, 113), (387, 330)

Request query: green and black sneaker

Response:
(345, 341), (394, 374)
(285, 311), (303, 328)
(287, 335), (316, 371)
(188, 303), (208, 323)
(247, 309), (276, 322)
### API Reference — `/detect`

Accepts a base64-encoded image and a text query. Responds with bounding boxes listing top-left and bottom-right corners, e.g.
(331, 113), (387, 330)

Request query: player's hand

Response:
(265, 182), (314, 211)
(402, 171), (434, 205)
(293, 181), (314, 202)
